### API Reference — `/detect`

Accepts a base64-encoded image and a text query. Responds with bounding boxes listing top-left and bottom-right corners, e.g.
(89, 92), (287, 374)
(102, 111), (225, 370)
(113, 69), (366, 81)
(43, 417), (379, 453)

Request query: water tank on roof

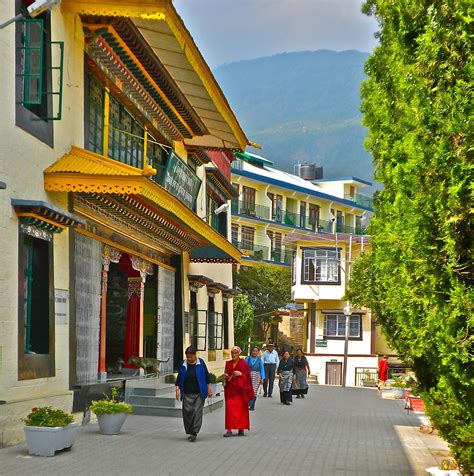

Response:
(294, 162), (323, 180)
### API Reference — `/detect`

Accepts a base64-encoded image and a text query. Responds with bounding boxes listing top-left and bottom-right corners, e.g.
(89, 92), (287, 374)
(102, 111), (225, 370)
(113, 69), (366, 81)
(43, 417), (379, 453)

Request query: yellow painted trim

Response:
(61, 0), (250, 150)
(16, 212), (68, 230)
(75, 228), (176, 272)
(45, 147), (242, 263)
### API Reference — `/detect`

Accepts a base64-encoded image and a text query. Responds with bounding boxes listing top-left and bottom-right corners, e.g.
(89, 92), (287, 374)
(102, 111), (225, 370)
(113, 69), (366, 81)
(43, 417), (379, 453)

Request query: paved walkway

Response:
(0, 386), (447, 476)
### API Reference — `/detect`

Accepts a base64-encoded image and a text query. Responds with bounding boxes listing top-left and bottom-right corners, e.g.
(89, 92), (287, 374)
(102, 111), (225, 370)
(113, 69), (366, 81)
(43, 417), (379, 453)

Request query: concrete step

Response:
(131, 396), (224, 418)
(130, 385), (175, 397)
(129, 395), (178, 407)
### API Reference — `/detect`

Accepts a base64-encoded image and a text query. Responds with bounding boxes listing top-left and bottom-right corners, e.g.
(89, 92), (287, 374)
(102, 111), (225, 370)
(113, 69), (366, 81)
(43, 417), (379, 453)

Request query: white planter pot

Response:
(97, 413), (128, 435)
(24, 423), (78, 457)
(425, 467), (460, 476)
(392, 387), (404, 399)
(211, 383), (223, 396)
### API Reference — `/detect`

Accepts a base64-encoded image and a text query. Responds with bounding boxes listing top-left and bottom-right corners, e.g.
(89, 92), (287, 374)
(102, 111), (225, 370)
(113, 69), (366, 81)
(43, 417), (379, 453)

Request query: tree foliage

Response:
(233, 294), (254, 349)
(233, 264), (292, 337)
(348, 1), (473, 470)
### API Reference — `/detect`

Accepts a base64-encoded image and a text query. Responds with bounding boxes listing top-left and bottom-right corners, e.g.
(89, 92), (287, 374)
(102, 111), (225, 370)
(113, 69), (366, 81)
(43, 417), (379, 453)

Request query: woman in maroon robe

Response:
(223, 346), (254, 437)
(378, 355), (389, 388)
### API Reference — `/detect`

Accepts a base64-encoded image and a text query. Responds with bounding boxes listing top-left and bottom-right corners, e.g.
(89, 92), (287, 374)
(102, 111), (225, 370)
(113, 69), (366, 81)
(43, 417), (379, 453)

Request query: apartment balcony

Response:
(231, 199), (271, 220)
(271, 248), (294, 265)
(344, 193), (374, 210)
(232, 240), (269, 260)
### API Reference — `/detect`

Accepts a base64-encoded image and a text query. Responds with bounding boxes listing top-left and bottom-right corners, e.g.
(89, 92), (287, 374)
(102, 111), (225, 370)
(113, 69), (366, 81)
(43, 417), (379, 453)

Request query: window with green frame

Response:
(19, 232), (52, 355)
(87, 74), (104, 154)
(108, 95), (144, 169)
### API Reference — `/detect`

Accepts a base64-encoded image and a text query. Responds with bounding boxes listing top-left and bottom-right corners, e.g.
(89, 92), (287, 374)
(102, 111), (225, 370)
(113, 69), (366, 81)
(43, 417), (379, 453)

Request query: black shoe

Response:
(301, 395), (305, 399)
(263, 394), (267, 397)
(296, 395), (301, 399)
(223, 431), (232, 438)
(238, 430), (245, 436)
(189, 434), (197, 442)
(268, 395), (273, 398)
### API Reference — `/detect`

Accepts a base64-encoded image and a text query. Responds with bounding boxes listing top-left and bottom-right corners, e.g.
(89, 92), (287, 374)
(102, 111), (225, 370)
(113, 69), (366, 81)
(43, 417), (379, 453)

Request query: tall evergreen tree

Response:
(348, 1), (473, 470)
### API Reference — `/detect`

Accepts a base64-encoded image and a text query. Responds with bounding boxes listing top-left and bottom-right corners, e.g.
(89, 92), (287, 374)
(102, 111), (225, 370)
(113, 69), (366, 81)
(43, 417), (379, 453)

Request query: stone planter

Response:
(210, 383), (223, 397)
(97, 413), (128, 435)
(425, 467), (460, 476)
(362, 381), (377, 387)
(24, 423), (78, 457)
(392, 387), (405, 399)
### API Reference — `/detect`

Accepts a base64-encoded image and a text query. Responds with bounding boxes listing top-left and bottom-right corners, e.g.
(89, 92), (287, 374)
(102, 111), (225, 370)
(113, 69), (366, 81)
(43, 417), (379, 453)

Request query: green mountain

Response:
(214, 50), (375, 185)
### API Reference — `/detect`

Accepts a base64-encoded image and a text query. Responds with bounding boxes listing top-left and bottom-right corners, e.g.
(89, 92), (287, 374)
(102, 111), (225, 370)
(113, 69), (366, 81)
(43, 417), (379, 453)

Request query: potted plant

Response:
(426, 458), (460, 475)
(90, 387), (132, 435)
(208, 373), (225, 396)
(391, 376), (407, 398)
(362, 370), (377, 387)
(23, 406), (78, 457)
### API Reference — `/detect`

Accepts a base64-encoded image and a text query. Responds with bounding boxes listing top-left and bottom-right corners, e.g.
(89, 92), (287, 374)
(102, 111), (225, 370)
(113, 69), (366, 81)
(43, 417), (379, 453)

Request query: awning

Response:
(44, 146), (242, 263)
(12, 199), (85, 233)
(205, 167), (238, 200)
(234, 151), (273, 166)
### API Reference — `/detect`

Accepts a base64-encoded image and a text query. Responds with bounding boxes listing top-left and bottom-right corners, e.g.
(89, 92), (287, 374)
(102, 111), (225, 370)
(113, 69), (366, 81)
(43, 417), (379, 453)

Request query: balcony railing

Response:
(231, 199), (271, 220)
(232, 240), (269, 260)
(271, 248), (294, 265)
(344, 193), (373, 209)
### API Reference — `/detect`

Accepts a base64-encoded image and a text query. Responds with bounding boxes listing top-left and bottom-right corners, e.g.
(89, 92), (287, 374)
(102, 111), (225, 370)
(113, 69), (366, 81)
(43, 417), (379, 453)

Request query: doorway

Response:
(326, 362), (343, 385)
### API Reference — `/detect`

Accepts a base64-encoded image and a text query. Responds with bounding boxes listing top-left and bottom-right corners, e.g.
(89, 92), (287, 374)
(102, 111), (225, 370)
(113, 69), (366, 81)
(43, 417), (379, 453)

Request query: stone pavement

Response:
(0, 386), (447, 476)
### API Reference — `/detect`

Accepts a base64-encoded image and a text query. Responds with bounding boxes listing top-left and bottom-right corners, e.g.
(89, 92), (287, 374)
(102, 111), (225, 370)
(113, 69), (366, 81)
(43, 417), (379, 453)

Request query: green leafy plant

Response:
(90, 387), (132, 416)
(391, 377), (408, 389)
(346, 1), (473, 470)
(23, 407), (74, 427)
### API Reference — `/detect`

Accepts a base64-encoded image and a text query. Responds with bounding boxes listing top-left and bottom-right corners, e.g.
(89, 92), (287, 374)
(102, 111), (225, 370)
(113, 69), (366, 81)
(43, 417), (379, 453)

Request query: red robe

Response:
(378, 359), (389, 382)
(224, 358), (254, 431)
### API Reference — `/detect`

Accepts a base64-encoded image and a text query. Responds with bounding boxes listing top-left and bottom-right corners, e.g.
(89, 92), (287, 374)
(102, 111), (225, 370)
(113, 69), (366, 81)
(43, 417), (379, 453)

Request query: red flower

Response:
(31, 407), (38, 412)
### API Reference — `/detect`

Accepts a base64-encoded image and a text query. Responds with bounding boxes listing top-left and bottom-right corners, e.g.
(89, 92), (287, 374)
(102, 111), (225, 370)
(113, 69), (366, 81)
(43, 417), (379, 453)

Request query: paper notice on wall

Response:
(55, 289), (68, 325)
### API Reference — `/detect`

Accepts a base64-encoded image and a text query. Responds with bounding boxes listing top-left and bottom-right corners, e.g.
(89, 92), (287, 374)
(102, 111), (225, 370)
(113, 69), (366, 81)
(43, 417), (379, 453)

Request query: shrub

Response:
(90, 386), (132, 416)
(23, 407), (74, 427)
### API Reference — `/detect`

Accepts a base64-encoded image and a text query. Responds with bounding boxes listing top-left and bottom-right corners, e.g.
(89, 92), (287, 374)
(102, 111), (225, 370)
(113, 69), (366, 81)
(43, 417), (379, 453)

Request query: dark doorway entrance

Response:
(326, 362), (343, 385)
(105, 261), (128, 368)
(143, 272), (158, 359)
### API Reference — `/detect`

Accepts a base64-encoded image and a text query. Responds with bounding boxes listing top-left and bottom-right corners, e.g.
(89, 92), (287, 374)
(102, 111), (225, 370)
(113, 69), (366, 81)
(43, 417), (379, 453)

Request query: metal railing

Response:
(344, 193), (373, 209)
(231, 199), (271, 220)
(355, 368), (378, 386)
(232, 240), (269, 260)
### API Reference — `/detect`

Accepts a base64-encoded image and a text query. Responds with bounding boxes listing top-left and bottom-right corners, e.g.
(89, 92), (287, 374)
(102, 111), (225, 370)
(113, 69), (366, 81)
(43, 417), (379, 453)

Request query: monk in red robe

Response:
(378, 355), (389, 388)
(222, 346), (254, 437)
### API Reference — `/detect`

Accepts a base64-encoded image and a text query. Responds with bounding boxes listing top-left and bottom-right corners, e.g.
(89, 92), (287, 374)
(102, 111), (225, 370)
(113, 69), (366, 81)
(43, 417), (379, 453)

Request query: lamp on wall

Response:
(203, 203), (229, 221)
(0, 0), (61, 29)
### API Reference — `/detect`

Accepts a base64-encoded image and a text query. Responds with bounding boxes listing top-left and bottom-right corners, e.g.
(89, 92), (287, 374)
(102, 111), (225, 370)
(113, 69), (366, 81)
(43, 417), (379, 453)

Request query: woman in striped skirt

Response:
(245, 346), (265, 411)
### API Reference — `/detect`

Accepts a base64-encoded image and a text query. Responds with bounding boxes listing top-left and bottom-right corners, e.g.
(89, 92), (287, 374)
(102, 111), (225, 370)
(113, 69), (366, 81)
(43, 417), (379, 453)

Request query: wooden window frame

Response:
(17, 226), (55, 380)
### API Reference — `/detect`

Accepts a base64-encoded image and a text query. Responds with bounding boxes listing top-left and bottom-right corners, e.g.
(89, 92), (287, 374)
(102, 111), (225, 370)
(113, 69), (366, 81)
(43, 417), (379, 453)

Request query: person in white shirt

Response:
(261, 342), (279, 397)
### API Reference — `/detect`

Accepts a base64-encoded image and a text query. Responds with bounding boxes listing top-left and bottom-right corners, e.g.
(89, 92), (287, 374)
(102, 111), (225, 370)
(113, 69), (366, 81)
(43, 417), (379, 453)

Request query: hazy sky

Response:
(174, 0), (379, 69)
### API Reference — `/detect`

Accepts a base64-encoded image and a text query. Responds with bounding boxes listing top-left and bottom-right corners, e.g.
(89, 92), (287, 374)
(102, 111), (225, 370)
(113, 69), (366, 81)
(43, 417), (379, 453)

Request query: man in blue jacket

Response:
(175, 346), (212, 442)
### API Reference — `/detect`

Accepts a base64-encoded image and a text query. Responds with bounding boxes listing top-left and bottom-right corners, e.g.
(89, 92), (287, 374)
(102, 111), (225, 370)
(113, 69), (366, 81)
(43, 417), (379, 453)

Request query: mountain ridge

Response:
(213, 49), (376, 186)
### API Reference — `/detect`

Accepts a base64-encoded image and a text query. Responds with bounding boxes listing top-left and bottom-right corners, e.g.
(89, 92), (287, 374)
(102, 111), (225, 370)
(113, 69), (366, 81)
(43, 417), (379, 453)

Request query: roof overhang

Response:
(44, 146), (242, 263)
(61, 0), (250, 151)
(12, 199), (85, 233)
(234, 151), (273, 166)
(205, 167), (238, 200)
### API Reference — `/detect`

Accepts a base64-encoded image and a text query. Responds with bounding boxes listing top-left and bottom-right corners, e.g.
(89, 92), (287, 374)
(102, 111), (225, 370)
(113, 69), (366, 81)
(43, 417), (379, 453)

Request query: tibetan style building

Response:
(0, 0), (248, 446)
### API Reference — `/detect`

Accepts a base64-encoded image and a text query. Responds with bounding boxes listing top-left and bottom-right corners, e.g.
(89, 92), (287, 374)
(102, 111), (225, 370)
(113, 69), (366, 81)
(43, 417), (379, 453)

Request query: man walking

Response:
(175, 346), (212, 442)
(261, 342), (279, 397)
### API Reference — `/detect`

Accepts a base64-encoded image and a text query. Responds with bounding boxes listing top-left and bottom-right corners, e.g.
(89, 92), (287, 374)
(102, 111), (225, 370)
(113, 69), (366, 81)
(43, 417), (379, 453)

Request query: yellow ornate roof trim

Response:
(61, 0), (250, 151)
(45, 146), (147, 176)
(45, 147), (242, 263)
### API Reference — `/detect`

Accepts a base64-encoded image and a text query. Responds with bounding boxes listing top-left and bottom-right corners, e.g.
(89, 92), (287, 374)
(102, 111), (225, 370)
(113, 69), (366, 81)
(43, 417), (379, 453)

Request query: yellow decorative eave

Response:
(44, 147), (242, 263)
(61, 0), (250, 151)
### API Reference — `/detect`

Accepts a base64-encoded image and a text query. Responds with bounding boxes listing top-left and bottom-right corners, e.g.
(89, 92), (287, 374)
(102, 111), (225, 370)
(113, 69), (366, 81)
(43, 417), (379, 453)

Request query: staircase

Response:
(125, 379), (224, 417)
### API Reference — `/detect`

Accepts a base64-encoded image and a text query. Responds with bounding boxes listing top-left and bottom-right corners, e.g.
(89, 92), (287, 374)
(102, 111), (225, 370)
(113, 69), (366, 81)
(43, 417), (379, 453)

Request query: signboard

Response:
(163, 151), (201, 209)
(316, 339), (327, 348)
(55, 289), (68, 325)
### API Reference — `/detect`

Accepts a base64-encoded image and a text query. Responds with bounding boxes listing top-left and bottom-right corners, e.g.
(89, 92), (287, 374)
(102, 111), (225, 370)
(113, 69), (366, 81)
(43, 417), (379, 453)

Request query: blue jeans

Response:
(248, 397), (256, 410)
